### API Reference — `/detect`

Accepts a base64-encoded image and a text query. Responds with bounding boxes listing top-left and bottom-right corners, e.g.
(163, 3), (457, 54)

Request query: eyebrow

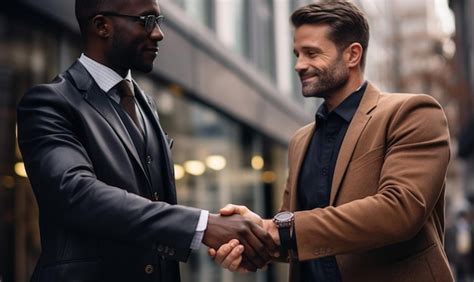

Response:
(139, 9), (161, 16)
(293, 46), (323, 55)
(301, 46), (323, 53)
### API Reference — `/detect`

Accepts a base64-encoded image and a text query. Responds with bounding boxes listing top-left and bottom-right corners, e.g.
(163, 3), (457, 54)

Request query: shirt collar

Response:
(78, 53), (132, 93)
(316, 81), (368, 123)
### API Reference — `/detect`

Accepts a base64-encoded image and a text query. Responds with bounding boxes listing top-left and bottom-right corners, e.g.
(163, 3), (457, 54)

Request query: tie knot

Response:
(117, 79), (134, 98)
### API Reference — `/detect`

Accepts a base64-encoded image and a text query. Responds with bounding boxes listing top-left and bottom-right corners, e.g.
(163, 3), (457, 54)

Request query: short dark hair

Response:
(291, 1), (370, 69)
(75, 0), (119, 39)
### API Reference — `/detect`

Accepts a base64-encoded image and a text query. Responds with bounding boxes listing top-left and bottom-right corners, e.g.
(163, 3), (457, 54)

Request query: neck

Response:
(84, 48), (129, 78)
(324, 72), (364, 112)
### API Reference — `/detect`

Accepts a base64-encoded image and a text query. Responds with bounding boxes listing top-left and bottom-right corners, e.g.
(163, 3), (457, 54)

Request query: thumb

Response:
(220, 204), (247, 216)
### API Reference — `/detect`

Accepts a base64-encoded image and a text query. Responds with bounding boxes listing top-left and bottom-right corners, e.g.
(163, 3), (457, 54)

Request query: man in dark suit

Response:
(17, 0), (276, 281)
(211, 1), (453, 281)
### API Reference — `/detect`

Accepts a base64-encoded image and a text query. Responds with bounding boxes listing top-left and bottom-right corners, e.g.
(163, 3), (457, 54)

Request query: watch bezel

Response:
(273, 211), (295, 228)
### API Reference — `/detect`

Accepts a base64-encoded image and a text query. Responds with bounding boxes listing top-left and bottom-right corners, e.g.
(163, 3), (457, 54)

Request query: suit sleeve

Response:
(17, 83), (201, 261)
(292, 95), (450, 261)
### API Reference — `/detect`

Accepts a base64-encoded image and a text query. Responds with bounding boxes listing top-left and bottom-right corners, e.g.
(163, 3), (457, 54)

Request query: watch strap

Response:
(278, 225), (292, 258)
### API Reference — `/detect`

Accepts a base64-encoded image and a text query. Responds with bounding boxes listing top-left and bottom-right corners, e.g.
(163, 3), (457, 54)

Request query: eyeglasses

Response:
(95, 12), (164, 33)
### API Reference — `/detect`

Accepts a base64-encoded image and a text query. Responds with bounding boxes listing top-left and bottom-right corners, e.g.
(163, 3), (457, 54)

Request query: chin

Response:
(134, 63), (154, 73)
(302, 87), (324, 98)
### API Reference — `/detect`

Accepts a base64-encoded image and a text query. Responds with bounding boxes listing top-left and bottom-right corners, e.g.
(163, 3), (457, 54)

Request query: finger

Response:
(240, 234), (268, 269)
(219, 204), (238, 216)
(250, 223), (279, 257)
(240, 256), (257, 272)
(222, 245), (244, 270)
(214, 240), (240, 265)
(208, 248), (216, 258)
(220, 204), (248, 216)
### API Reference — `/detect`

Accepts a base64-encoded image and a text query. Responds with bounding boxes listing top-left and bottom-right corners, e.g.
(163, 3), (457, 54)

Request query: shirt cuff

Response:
(190, 210), (209, 250)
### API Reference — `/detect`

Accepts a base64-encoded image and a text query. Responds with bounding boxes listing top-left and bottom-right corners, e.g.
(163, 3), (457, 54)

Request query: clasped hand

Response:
(204, 204), (280, 272)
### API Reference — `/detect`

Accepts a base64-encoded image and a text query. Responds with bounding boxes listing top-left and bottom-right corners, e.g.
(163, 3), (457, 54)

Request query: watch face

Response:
(276, 211), (294, 222)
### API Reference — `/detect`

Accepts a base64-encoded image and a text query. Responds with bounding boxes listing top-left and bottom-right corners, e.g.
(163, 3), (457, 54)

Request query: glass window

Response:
(215, 0), (249, 57)
(0, 7), (81, 282)
(247, 0), (276, 80)
(175, 0), (215, 30)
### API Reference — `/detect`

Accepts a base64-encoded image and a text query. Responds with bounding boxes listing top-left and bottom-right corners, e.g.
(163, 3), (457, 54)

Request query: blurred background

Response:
(0, 0), (473, 281)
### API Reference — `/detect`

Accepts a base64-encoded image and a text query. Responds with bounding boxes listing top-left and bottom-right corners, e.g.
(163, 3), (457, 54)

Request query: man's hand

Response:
(203, 213), (277, 271)
(208, 239), (248, 273)
(219, 204), (263, 226)
(208, 204), (281, 272)
(219, 204), (280, 245)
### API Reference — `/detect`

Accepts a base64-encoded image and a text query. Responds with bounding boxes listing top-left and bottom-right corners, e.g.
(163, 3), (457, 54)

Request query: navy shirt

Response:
(296, 82), (367, 282)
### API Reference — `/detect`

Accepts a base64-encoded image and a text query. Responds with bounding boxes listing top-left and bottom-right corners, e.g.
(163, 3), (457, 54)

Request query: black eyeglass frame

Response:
(93, 12), (164, 33)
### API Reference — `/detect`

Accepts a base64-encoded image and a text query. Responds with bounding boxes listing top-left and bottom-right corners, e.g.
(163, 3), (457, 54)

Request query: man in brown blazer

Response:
(209, 1), (454, 281)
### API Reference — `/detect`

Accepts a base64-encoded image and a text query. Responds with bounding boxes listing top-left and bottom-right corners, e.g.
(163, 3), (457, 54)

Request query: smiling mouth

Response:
(300, 75), (316, 83)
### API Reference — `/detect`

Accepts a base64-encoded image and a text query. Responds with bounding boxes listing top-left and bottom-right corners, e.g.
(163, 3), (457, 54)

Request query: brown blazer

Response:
(281, 83), (454, 282)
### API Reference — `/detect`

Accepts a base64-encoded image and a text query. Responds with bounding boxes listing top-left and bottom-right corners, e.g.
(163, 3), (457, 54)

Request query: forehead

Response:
(293, 24), (336, 50)
(116, 0), (160, 14)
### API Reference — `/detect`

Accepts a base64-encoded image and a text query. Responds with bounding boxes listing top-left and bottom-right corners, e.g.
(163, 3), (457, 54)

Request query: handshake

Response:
(202, 204), (282, 273)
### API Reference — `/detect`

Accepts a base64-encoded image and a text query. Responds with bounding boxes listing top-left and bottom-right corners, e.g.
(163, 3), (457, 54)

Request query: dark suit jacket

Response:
(17, 61), (201, 282)
(280, 83), (454, 281)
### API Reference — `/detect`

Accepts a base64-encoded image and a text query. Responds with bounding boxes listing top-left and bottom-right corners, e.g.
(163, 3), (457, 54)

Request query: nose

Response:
(294, 56), (308, 73)
(150, 24), (164, 41)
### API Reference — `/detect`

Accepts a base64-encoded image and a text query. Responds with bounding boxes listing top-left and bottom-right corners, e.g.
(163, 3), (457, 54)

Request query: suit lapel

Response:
(134, 83), (176, 195)
(289, 123), (315, 211)
(67, 61), (150, 185)
(329, 83), (380, 205)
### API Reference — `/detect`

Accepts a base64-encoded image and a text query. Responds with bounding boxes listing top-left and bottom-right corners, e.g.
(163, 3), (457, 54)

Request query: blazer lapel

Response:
(133, 83), (176, 194)
(329, 83), (380, 205)
(67, 61), (150, 184)
(289, 123), (315, 211)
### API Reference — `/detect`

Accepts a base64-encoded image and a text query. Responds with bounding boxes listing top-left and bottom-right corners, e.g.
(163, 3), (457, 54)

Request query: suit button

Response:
(146, 155), (152, 164)
(169, 248), (175, 256)
(144, 264), (154, 274)
(153, 192), (159, 201)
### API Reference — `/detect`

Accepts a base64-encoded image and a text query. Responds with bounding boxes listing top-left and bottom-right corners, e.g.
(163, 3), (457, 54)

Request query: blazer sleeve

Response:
(17, 83), (201, 262)
(292, 94), (450, 261)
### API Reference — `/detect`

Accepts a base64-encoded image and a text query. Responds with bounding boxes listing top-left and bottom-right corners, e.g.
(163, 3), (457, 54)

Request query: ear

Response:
(91, 15), (112, 38)
(344, 43), (363, 68)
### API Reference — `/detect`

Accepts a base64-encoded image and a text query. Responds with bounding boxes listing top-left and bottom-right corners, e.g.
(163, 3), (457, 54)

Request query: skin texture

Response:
(209, 23), (365, 271)
(294, 25), (350, 100)
(84, 0), (164, 76)
(204, 213), (278, 271)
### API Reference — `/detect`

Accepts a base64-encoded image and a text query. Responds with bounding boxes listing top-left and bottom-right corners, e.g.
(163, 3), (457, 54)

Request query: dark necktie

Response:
(117, 79), (142, 132)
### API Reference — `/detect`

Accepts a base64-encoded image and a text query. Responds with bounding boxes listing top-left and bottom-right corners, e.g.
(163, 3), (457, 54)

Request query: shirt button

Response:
(146, 155), (152, 164)
(144, 264), (154, 274)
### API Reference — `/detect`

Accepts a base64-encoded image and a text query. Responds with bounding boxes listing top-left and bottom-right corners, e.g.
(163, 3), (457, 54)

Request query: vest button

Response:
(144, 264), (154, 274)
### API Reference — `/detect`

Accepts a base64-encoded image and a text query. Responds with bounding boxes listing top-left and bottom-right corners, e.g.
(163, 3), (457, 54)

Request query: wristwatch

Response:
(273, 211), (295, 257)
